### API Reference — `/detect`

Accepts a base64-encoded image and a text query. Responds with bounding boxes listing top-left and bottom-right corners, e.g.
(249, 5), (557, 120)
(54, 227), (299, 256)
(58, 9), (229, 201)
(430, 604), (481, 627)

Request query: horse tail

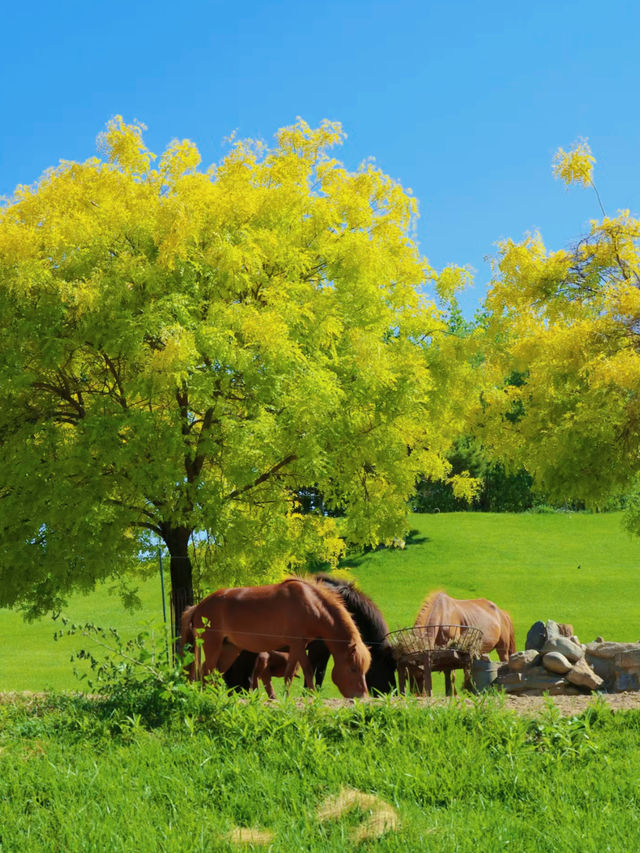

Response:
(508, 616), (516, 657)
(180, 604), (199, 681)
(503, 611), (516, 657)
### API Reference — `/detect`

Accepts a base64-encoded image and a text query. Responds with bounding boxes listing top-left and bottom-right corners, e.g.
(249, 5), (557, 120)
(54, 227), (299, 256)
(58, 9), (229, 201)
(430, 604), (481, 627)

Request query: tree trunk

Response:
(161, 524), (194, 646)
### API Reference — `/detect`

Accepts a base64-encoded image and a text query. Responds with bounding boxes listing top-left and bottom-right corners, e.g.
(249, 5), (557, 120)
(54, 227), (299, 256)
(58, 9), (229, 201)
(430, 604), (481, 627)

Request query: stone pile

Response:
(495, 619), (604, 696)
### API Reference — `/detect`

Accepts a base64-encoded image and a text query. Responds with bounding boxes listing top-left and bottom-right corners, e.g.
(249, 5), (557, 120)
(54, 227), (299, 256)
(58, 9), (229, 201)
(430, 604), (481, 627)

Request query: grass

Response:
(1, 511), (639, 692)
(2, 511), (640, 850)
(1, 690), (640, 851)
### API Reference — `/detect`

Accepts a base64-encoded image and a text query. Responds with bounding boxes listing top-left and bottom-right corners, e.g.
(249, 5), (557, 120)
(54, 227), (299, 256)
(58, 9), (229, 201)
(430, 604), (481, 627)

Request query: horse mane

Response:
(313, 574), (390, 646)
(414, 589), (448, 626)
(289, 576), (371, 670)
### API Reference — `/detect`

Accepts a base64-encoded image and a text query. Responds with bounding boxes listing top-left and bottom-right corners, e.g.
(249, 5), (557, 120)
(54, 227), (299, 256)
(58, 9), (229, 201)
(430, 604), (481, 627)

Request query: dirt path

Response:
(322, 692), (640, 715)
(4, 691), (640, 716)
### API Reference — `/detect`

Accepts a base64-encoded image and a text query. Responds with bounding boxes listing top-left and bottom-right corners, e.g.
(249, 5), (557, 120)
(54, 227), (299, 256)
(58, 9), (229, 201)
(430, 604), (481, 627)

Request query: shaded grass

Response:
(1, 691), (640, 851)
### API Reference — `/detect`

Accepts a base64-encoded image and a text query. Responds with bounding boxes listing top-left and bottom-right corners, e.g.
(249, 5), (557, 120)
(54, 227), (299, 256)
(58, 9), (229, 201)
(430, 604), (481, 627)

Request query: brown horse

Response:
(180, 578), (371, 698)
(413, 590), (516, 693)
(250, 651), (297, 700)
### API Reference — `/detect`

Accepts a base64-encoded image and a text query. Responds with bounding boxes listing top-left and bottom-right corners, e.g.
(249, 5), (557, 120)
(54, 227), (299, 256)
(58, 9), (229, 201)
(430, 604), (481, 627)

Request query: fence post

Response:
(158, 548), (170, 664)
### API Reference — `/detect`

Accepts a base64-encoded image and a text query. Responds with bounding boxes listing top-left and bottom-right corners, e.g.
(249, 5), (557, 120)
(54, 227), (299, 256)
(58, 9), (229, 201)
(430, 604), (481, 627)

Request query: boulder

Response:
(541, 636), (584, 663)
(566, 658), (603, 691)
(558, 623), (575, 638)
(525, 621), (547, 651)
(497, 666), (568, 694)
(542, 652), (572, 674)
(545, 620), (561, 641)
(585, 642), (640, 692)
(508, 650), (540, 672)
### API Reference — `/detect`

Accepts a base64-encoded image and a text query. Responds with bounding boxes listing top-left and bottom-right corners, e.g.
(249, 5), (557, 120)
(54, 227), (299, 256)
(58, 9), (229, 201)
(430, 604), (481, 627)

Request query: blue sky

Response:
(2, 0), (638, 316)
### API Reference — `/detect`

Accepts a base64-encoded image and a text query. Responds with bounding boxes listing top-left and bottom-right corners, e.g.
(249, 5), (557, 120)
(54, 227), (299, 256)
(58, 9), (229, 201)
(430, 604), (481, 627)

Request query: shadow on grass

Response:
(339, 529), (431, 570)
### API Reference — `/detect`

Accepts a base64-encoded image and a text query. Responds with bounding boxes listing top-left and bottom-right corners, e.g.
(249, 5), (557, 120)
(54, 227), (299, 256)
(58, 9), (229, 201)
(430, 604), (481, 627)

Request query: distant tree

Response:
(412, 436), (537, 513)
(0, 117), (477, 636)
(483, 139), (640, 527)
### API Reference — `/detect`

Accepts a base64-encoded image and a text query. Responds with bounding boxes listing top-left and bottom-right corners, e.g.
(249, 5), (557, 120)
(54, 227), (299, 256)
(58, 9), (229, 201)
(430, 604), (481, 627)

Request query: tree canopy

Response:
(483, 140), (640, 527)
(0, 117), (477, 632)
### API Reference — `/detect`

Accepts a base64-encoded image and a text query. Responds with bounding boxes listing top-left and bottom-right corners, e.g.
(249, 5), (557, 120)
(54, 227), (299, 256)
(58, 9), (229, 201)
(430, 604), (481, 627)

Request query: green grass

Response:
(1, 690), (640, 851)
(346, 511), (640, 648)
(1, 511), (639, 692)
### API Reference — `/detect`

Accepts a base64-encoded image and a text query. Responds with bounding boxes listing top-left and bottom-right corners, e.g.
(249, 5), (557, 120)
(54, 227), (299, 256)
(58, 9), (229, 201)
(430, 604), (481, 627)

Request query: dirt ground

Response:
(4, 691), (640, 716)
(321, 692), (640, 715)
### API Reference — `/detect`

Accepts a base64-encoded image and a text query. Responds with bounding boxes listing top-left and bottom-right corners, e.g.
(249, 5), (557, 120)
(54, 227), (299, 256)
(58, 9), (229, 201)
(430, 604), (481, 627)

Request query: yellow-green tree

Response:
(484, 140), (640, 522)
(0, 117), (476, 635)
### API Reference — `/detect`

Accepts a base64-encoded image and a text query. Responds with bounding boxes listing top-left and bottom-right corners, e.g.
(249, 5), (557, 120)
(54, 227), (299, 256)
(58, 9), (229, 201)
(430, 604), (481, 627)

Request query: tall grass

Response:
(1, 689), (640, 851)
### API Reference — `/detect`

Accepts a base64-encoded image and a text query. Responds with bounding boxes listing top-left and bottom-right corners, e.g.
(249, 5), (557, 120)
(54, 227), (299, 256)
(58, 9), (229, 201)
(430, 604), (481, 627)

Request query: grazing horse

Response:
(180, 578), (370, 698)
(413, 590), (516, 694)
(307, 574), (397, 695)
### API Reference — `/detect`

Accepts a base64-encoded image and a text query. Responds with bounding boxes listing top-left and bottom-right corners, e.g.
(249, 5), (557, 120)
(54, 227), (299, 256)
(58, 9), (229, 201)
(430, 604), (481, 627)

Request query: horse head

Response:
(331, 641), (370, 699)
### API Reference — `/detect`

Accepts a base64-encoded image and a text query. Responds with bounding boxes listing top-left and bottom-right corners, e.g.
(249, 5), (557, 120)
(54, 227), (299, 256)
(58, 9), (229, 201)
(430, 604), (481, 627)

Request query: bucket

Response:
(471, 658), (500, 691)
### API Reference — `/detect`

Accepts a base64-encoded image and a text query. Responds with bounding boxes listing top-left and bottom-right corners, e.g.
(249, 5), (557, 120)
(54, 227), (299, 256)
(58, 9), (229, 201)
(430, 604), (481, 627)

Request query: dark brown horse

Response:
(413, 590), (516, 693)
(180, 578), (371, 698)
(307, 574), (396, 695)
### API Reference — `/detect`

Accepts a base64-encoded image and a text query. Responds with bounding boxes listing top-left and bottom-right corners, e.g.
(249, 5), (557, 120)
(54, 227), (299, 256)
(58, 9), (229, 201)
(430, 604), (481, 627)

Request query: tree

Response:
(0, 117), (477, 636)
(482, 140), (640, 526)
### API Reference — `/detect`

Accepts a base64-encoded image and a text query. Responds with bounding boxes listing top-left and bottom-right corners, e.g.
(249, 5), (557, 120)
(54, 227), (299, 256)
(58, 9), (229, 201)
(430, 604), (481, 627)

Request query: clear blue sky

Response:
(2, 0), (638, 316)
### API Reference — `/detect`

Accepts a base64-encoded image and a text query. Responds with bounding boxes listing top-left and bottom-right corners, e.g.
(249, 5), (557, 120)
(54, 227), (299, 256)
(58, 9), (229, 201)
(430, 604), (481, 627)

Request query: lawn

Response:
(1, 511), (638, 692)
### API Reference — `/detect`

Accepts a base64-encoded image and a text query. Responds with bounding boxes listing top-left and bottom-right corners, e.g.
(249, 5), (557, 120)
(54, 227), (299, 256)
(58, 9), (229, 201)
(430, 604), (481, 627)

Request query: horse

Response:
(180, 578), (371, 698)
(222, 574), (396, 696)
(413, 590), (516, 694)
(250, 650), (297, 700)
(307, 574), (397, 695)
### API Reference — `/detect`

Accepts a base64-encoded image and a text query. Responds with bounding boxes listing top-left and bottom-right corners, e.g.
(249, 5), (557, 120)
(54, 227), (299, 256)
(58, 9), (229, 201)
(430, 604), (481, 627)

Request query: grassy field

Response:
(1, 689), (640, 851)
(1, 511), (639, 692)
(2, 511), (640, 851)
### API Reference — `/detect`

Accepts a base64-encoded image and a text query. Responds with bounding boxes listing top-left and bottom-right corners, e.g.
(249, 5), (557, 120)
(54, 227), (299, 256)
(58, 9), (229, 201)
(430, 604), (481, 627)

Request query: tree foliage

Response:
(0, 117), (477, 628)
(483, 140), (640, 526)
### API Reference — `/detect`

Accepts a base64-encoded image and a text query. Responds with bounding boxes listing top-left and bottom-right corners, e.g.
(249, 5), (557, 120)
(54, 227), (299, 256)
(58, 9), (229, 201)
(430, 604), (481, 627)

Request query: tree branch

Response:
(225, 454), (297, 501)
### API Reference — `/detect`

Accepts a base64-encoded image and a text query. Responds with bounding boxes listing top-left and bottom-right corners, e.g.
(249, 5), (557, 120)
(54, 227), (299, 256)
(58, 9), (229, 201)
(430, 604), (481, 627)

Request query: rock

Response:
(542, 652), (572, 674)
(498, 671), (522, 686)
(545, 620), (561, 641)
(558, 623), (574, 638)
(542, 636), (584, 663)
(567, 658), (604, 691)
(585, 641), (640, 659)
(525, 621), (547, 651)
(499, 669), (569, 694)
(585, 642), (640, 692)
(508, 650), (540, 672)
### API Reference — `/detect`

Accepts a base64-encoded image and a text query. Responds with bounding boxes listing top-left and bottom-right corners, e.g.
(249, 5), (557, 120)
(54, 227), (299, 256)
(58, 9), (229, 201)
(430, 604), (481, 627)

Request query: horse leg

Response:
(307, 640), (330, 688)
(495, 638), (510, 662)
(250, 653), (268, 690)
(251, 653), (276, 700)
(198, 630), (226, 681)
(285, 643), (313, 691)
